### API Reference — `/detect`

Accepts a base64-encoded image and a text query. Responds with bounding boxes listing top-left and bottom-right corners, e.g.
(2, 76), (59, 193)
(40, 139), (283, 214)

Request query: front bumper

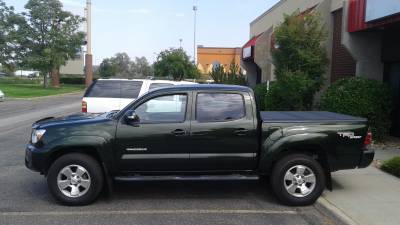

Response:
(25, 144), (46, 173)
(358, 148), (375, 168)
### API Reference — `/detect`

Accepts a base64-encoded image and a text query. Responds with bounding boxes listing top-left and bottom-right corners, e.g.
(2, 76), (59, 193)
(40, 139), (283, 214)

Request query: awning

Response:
(242, 34), (262, 59)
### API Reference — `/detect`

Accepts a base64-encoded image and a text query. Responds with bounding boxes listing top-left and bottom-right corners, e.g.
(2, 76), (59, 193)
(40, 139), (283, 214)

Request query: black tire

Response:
(270, 154), (325, 206)
(47, 153), (104, 206)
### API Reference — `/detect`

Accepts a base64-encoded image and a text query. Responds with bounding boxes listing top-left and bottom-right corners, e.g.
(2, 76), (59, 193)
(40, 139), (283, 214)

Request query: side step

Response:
(114, 174), (259, 182)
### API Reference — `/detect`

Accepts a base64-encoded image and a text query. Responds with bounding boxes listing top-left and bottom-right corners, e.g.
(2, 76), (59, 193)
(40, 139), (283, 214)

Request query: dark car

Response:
(25, 84), (374, 206)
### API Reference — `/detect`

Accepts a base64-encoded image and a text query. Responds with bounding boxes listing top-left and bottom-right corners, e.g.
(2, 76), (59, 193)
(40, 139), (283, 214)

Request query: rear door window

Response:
(196, 93), (245, 122)
(84, 80), (121, 98)
(120, 81), (143, 98)
(149, 83), (174, 90)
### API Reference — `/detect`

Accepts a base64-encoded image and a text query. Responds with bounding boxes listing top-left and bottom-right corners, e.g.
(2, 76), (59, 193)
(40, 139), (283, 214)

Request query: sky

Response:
(6, 0), (280, 65)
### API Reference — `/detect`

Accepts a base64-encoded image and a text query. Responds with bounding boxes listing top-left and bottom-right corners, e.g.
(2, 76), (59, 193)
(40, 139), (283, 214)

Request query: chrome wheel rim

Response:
(57, 165), (91, 198)
(283, 165), (316, 198)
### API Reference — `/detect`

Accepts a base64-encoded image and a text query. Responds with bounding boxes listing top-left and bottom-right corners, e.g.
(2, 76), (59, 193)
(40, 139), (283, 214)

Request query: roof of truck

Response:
(150, 84), (253, 92)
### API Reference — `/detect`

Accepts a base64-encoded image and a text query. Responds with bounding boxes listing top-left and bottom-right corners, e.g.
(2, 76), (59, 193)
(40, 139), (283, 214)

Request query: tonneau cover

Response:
(261, 111), (366, 123)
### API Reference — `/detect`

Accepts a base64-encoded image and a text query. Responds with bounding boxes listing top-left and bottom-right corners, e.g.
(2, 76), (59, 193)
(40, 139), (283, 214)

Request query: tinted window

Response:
(196, 93), (245, 122)
(149, 83), (173, 90)
(121, 81), (143, 98)
(85, 80), (121, 98)
(135, 94), (187, 123)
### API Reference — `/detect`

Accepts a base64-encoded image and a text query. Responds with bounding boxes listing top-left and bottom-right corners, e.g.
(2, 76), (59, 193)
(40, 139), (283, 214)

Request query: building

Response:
(242, 0), (400, 136)
(197, 46), (242, 74)
(60, 53), (85, 75)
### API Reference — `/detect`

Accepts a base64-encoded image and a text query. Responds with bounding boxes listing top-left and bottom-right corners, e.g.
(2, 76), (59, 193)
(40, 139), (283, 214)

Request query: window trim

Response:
(133, 93), (188, 124)
(195, 92), (246, 123)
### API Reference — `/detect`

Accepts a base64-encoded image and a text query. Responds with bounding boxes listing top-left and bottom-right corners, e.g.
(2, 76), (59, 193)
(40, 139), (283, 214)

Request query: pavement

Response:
(320, 148), (400, 225)
(0, 94), (338, 225)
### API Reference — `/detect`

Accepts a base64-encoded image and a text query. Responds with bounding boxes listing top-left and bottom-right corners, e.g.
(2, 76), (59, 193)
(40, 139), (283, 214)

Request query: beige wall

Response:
(60, 56), (84, 75)
(250, 0), (326, 37)
(197, 47), (241, 74)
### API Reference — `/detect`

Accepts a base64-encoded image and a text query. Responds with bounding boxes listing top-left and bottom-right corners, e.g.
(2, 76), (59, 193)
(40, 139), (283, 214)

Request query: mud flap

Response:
(101, 162), (114, 197)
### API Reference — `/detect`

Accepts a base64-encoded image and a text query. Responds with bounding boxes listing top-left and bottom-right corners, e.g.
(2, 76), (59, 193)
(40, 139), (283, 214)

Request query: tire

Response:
(47, 153), (104, 206)
(270, 154), (325, 206)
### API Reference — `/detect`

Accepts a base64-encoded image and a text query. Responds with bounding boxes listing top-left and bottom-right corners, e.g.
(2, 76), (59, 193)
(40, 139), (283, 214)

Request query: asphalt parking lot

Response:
(0, 93), (341, 225)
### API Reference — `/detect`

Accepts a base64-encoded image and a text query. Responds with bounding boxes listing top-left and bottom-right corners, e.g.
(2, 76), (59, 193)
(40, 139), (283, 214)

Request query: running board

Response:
(114, 174), (259, 182)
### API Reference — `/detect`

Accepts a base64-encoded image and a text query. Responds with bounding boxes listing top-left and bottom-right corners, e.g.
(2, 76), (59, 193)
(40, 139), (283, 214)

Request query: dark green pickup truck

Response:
(25, 84), (374, 206)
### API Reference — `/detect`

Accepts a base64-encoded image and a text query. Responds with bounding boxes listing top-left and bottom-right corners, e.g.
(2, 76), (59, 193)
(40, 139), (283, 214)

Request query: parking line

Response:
(0, 209), (298, 216)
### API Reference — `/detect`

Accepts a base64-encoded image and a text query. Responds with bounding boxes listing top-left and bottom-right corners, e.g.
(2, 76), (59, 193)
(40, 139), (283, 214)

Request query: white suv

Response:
(82, 79), (196, 113)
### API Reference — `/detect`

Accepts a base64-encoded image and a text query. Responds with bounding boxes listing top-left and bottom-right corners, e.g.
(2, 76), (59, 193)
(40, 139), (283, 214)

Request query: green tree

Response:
(209, 61), (245, 85)
(0, 0), (26, 73)
(153, 48), (198, 81)
(98, 58), (119, 78)
(268, 11), (328, 110)
(130, 56), (153, 78)
(19, 0), (85, 87)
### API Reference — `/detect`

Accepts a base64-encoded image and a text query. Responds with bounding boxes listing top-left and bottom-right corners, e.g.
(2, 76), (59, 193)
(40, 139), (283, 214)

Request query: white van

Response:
(82, 79), (196, 113)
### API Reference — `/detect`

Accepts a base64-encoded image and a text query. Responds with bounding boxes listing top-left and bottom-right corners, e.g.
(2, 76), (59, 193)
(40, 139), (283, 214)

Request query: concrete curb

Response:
(5, 91), (84, 101)
(315, 197), (359, 225)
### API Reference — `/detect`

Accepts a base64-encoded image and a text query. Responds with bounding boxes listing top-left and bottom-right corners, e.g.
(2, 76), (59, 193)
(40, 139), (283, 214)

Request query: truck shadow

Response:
(108, 179), (279, 203)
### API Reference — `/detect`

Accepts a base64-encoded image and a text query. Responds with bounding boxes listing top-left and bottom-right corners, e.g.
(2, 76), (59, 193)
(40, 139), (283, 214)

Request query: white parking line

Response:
(1, 209), (298, 216)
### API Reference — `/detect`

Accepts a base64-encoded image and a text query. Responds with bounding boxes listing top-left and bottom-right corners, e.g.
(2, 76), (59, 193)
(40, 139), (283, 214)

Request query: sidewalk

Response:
(320, 149), (400, 225)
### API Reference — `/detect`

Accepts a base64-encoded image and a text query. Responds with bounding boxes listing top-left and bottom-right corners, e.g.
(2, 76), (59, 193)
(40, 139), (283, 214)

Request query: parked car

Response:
(25, 84), (374, 206)
(0, 90), (4, 101)
(82, 79), (196, 113)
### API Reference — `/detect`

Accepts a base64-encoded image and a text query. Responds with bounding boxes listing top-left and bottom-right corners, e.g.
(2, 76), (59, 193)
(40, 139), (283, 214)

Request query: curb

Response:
(5, 91), (84, 101)
(315, 197), (359, 225)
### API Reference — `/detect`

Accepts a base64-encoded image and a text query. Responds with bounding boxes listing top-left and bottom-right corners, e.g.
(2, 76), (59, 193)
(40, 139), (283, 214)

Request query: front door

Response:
(188, 91), (258, 171)
(115, 92), (192, 171)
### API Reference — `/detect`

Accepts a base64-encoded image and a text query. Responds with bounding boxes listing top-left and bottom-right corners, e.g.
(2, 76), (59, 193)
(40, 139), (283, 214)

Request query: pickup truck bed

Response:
(261, 111), (366, 123)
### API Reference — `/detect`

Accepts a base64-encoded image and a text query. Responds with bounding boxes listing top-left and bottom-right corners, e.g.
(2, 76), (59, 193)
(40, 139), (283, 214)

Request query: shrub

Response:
(320, 77), (393, 140)
(265, 71), (315, 111)
(60, 75), (85, 85)
(253, 83), (269, 111)
(381, 157), (400, 178)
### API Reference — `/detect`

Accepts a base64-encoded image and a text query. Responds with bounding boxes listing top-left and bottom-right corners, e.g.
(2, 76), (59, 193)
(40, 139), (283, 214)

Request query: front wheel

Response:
(47, 153), (104, 206)
(270, 154), (325, 206)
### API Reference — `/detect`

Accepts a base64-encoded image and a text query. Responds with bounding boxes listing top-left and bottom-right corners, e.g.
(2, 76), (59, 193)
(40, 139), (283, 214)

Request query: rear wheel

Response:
(47, 153), (104, 206)
(270, 154), (325, 206)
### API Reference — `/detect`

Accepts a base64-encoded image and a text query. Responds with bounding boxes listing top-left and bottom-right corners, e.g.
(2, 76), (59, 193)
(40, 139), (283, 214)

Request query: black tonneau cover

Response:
(261, 111), (366, 123)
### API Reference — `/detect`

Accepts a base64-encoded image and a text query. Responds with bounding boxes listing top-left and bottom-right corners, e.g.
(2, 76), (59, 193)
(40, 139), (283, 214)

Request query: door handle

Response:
(171, 129), (187, 136)
(234, 128), (249, 136)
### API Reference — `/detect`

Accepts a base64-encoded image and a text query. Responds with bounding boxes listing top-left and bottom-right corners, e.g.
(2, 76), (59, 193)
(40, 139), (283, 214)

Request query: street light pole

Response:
(193, 5), (197, 65)
(85, 0), (93, 88)
(179, 38), (183, 49)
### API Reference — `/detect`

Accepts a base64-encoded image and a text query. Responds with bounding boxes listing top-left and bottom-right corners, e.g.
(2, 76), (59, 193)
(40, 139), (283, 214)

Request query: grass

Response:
(381, 156), (400, 178)
(0, 82), (85, 98)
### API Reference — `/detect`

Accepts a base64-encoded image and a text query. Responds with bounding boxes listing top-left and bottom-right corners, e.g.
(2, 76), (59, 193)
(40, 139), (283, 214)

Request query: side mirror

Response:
(125, 110), (140, 123)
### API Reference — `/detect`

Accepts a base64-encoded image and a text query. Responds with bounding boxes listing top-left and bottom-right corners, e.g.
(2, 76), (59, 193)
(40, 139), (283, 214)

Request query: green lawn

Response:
(0, 83), (85, 98)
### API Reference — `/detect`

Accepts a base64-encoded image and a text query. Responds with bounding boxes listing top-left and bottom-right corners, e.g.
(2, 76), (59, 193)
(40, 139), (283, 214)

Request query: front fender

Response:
(44, 135), (115, 173)
(258, 133), (330, 173)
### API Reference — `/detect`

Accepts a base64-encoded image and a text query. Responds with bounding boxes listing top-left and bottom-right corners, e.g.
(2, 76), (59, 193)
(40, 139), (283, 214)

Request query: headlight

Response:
(31, 129), (46, 144)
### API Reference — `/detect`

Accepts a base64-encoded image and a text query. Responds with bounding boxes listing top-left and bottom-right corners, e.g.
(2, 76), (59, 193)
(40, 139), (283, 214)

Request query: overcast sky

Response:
(6, 0), (279, 64)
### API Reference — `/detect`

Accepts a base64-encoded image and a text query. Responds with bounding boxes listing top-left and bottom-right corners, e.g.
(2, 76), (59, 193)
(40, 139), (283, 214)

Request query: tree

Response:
(130, 56), (152, 78)
(97, 58), (119, 78)
(97, 53), (153, 78)
(19, 0), (85, 87)
(209, 61), (245, 85)
(0, 0), (26, 73)
(153, 48), (199, 81)
(267, 11), (329, 110)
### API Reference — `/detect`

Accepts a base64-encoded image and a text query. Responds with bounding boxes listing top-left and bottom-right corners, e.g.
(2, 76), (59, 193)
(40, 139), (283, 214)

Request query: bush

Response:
(381, 157), (400, 178)
(0, 76), (41, 84)
(253, 83), (269, 111)
(320, 77), (393, 140)
(60, 76), (85, 85)
(265, 71), (315, 111)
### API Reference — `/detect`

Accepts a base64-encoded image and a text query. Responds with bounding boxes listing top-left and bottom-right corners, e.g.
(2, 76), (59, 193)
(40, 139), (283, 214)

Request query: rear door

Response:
(188, 91), (258, 171)
(83, 80), (121, 113)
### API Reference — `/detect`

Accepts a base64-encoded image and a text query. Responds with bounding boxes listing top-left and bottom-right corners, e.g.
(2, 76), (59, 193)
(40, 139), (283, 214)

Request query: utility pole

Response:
(193, 5), (197, 65)
(85, 0), (93, 87)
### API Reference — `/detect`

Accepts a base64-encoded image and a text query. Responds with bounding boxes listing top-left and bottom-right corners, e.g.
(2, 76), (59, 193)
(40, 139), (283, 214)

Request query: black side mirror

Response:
(125, 110), (140, 123)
